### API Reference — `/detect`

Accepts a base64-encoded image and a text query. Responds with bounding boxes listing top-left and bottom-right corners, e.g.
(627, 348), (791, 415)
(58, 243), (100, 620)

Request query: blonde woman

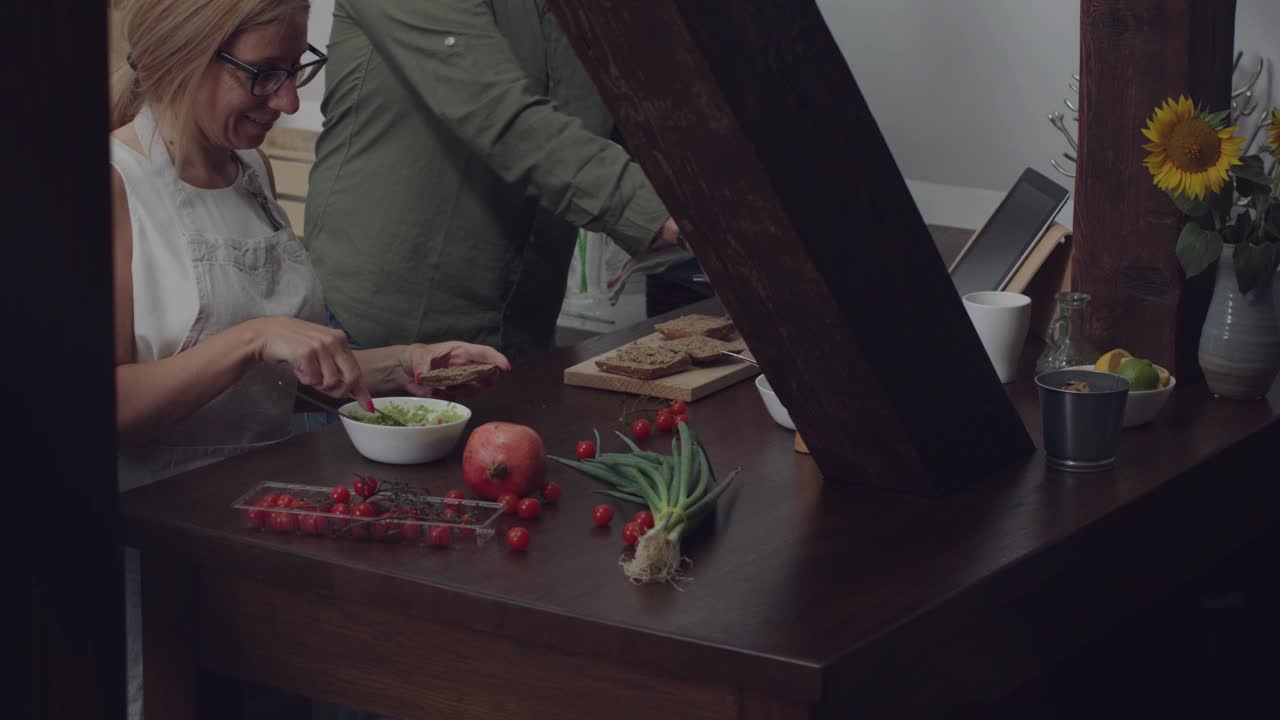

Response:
(111, 1), (507, 715)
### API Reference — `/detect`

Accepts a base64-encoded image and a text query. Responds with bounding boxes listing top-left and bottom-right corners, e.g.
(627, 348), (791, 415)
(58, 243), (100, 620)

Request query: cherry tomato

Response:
(330, 485), (350, 504)
(354, 501), (378, 518)
(675, 414), (690, 425)
(270, 512), (297, 534)
(370, 516), (391, 541)
(669, 400), (688, 415)
(441, 507), (459, 521)
(654, 413), (676, 433)
(632, 510), (655, 529)
(656, 407), (673, 418)
(631, 418), (652, 441)
(428, 525), (452, 548)
(506, 526), (531, 552)
(258, 493), (279, 508)
(299, 513), (327, 536)
(274, 494), (296, 508)
(353, 475), (379, 498)
(328, 503), (352, 529)
(575, 440), (597, 460)
(497, 493), (519, 516)
(622, 521), (644, 546)
(516, 497), (542, 520)
(400, 521), (422, 541)
(542, 481), (562, 504)
(592, 504), (614, 527)
(244, 508), (267, 529)
(445, 488), (466, 503)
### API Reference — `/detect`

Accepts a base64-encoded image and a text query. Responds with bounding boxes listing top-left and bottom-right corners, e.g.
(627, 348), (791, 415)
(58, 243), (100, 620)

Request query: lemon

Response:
(1095, 348), (1133, 372)
(1116, 358), (1160, 391)
(1154, 364), (1170, 388)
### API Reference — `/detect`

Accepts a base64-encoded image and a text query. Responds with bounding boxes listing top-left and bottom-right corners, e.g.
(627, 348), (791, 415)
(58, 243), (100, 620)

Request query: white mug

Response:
(963, 291), (1032, 383)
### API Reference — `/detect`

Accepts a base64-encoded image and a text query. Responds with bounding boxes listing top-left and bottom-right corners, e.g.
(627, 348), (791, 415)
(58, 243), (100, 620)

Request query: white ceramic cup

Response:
(962, 291), (1032, 383)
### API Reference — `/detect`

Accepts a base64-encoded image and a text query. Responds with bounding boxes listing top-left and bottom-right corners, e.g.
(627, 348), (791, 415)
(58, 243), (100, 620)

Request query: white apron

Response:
(112, 105), (326, 718)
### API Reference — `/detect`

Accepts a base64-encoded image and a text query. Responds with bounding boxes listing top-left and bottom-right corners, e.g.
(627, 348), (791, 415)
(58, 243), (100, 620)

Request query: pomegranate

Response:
(462, 422), (548, 500)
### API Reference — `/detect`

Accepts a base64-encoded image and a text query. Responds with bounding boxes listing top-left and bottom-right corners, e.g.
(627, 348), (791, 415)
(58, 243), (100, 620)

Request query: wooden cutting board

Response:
(563, 333), (760, 401)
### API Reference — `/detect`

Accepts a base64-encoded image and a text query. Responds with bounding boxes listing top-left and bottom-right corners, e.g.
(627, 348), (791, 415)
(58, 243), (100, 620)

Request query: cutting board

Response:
(563, 333), (760, 401)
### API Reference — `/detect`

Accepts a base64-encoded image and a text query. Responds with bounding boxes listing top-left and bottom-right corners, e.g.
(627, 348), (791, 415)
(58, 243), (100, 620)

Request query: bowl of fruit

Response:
(338, 397), (471, 464)
(1084, 349), (1175, 428)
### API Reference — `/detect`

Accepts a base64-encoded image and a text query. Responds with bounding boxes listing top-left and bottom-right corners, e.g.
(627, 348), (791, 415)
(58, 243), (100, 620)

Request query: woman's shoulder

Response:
(111, 122), (145, 156)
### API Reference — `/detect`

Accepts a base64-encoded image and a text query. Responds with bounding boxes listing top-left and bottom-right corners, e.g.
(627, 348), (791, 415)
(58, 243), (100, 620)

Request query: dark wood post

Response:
(546, 0), (1033, 493)
(13, 5), (124, 720)
(1074, 0), (1237, 380)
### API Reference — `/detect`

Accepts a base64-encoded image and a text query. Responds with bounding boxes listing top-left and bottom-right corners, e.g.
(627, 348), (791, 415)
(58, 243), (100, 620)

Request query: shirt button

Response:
(444, 36), (457, 47)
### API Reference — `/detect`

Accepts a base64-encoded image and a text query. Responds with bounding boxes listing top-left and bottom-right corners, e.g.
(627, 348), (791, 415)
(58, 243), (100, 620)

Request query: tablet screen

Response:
(949, 169), (1069, 298)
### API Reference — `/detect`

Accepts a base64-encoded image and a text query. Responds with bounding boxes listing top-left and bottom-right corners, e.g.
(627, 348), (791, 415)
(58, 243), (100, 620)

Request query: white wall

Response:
(287, 0), (1277, 231)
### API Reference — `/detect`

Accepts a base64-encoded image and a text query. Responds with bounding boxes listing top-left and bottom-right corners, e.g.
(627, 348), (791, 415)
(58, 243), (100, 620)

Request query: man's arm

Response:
(344, 0), (671, 255)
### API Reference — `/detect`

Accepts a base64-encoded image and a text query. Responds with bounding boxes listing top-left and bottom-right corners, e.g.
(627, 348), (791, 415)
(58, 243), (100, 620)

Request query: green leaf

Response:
(1176, 223), (1224, 278)
(1232, 241), (1278, 296)
(1234, 155), (1272, 186)
(1204, 109), (1231, 127)
(1168, 189), (1210, 217)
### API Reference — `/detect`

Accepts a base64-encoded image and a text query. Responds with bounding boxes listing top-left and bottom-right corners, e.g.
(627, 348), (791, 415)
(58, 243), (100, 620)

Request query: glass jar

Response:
(1035, 291), (1100, 376)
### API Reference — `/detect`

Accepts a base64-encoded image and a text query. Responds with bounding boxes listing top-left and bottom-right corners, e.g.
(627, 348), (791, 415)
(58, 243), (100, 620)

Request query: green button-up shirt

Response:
(304, 0), (669, 358)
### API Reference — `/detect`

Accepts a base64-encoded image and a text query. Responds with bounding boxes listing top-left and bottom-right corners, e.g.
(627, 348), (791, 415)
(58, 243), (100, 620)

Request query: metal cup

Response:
(1035, 369), (1130, 472)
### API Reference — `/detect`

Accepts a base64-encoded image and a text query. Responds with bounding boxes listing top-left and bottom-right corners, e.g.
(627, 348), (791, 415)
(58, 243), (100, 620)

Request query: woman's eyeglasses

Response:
(216, 44), (327, 97)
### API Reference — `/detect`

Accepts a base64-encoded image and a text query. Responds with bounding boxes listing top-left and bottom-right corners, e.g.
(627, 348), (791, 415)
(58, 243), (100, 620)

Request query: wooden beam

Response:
(546, 0), (1033, 492)
(1074, 0), (1237, 380)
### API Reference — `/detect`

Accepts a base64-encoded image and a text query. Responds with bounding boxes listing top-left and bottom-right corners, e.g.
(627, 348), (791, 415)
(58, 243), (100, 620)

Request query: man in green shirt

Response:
(305, 0), (678, 360)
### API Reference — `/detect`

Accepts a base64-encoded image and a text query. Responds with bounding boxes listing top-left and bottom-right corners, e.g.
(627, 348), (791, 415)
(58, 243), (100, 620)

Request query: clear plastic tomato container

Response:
(231, 481), (505, 547)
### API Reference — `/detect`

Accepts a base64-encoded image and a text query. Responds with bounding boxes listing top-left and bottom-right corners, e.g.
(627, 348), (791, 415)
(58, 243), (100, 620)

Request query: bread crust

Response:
(415, 363), (499, 388)
(594, 343), (692, 379)
(654, 314), (736, 340)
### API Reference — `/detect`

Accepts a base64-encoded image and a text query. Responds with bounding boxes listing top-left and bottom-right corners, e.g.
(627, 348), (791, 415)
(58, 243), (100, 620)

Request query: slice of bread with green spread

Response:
(654, 314), (736, 340)
(595, 342), (693, 380)
(659, 335), (747, 364)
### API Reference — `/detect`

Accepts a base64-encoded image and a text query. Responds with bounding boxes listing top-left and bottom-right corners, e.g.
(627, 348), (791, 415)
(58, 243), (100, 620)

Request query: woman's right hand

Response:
(244, 317), (374, 410)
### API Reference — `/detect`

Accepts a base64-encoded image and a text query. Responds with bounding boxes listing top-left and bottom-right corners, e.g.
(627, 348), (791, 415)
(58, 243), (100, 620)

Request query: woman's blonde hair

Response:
(110, 0), (310, 133)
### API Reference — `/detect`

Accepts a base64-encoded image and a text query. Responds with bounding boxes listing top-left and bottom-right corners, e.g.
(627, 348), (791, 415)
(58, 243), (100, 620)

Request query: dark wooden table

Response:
(120, 299), (1280, 719)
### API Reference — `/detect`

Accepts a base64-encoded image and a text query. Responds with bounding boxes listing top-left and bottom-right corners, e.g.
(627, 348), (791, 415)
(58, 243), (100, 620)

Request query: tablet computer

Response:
(948, 168), (1070, 298)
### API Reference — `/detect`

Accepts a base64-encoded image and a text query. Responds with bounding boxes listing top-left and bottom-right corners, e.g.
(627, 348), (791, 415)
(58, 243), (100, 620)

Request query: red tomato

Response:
(370, 516), (391, 542)
(353, 475), (379, 498)
(542, 481), (562, 504)
(516, 497), (542, 520)
(299, 513), (327, 536)
(631, 418), (652, 441)
(506, 526), (531, 552)
(497, 493), (519, 516)
(675, 414), (689, 425)
(622, 521), (644, 546)
(632, 510), (655, 529)
(274, 494), (296, 508)
(592, 504), (614, 527)
(428, 525), (452, 548)
(330, 485), (350, 504)
(354, 501), (378, 518)
(669, 400), (688, 415)
(654, 413), (676, 433)
(258, 493), (279, 508)
(270, 512), (297, 533)
(400, 521), (422, 541)
(575, 440), (597, 460)
(441, 507), (459, 521)
(244, 508), (267, 529)
(328, 503), (352, 529)
(347, 523), (370, 541)
(445, 488), (466, 501)
(656, 407), (673, 418)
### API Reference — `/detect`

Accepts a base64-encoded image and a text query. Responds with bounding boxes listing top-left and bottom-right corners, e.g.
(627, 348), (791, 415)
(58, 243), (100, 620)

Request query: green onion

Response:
(548, 421), (740, 584)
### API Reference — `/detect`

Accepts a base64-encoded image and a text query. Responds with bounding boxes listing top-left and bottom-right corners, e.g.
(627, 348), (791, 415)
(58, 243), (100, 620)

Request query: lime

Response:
(1115, 358), (1159, 391)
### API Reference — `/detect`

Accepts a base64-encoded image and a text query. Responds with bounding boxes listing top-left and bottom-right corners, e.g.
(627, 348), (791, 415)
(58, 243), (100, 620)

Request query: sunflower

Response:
(1141, 96), (1245, 201)
(1268, 108), (1280, 152)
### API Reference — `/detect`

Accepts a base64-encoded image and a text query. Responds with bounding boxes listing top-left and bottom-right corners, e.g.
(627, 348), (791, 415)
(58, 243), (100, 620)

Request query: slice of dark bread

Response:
(595, 342), (692, 380)
(416, 363), (499, 388)
(654, 314), (737, 340)
(659, 335), (747, 364)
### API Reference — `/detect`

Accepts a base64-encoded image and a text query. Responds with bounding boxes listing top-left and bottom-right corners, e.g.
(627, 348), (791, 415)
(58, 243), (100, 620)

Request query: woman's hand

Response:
(394, 341), (512, 397)
(245, 317), (374, 409)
